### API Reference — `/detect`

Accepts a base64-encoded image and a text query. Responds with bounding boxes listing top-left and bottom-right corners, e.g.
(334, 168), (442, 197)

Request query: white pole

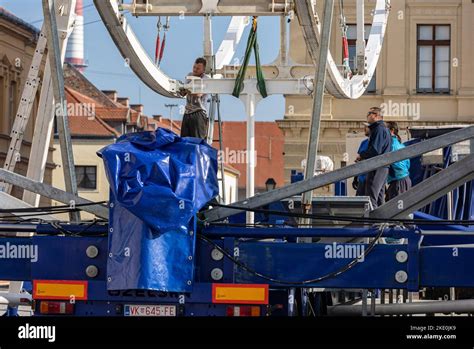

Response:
(203, 14), (214, 74)
(165, 104), (178, 132)
(280, 15), (288, 66)
(244, 93), (256, 224)
(355, 0), (366, 74)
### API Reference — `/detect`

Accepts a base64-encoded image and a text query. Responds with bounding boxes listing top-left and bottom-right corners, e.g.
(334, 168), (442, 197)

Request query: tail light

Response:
(19, 297), (32, 305)
(226, 305), (261, 317)
(39, 301), (74, 315)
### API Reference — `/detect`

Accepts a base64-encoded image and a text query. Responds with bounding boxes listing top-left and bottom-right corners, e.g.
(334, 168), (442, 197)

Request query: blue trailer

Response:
(0, 127), (473, 317)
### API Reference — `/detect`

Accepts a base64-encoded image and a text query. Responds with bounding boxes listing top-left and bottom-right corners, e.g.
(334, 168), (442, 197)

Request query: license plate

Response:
(124, 304), (176, 317)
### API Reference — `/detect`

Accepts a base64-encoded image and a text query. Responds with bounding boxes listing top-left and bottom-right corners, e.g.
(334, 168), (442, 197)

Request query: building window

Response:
(75, 166), (97, 190)
(417, 25), (450, 94)
(346, 24), (376, 93)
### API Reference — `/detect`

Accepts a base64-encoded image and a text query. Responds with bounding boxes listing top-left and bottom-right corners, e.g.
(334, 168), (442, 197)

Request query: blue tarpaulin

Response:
(97, 128), (218, 292)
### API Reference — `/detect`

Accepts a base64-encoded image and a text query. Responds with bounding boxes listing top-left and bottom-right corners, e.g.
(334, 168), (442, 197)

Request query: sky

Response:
(0, 0), (286, 122)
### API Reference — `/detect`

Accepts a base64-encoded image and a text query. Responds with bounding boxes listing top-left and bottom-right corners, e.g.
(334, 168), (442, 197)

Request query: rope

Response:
(155, 17), (162, 65)
(158, 16), (170, 66)
(232, 17), (268, 98)
(339, 0), (352, 77)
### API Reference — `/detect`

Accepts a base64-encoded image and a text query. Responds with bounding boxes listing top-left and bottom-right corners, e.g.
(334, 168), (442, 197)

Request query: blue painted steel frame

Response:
(0, 223), (473, 314)
(234, 242), (409, 289)
(204, 226), (411, 239)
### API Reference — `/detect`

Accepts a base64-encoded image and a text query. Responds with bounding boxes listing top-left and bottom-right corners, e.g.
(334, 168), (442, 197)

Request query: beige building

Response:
(278, 0), (474, 187)
(52, 64), (152, 220)
(53, 139), (114, 220)
(0, 7), (54, 203)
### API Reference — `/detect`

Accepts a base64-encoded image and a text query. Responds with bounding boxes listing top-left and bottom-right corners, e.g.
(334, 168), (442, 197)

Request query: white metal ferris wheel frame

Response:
(0, 1), (392, 224)
(94, 0), (391, 99)
(93, 0), (391, 223)
(295, 0), (391, 99)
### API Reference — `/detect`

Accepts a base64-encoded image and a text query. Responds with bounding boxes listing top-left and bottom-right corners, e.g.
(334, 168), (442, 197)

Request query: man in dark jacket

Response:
(179, 57), (210, 139)
(356, 107), (392, 208)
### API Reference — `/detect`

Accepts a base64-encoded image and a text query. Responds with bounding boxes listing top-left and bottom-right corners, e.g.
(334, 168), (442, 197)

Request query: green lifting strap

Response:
(232, 17), (268, 98)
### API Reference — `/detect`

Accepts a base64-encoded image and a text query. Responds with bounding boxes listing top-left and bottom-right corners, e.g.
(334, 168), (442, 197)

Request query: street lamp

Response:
(164, 103), (178, 132)
(265, 178), (276, 191)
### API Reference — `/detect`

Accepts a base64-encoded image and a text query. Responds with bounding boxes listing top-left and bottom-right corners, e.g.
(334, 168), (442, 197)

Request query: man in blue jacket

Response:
(385, 121), (412, 201)
(356, 107), (392, 208)
(353, 125), (370, 196)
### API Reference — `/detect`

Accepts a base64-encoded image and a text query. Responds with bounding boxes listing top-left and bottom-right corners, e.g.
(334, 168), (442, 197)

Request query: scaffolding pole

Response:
(42, 0), (80, 222)
(300, 0), (334, 225)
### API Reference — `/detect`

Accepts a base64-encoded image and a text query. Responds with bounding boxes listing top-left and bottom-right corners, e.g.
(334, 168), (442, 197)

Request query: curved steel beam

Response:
(94, 0), (179, 98)
(95, 1), (246, 97)
(295, 0), (391, 99)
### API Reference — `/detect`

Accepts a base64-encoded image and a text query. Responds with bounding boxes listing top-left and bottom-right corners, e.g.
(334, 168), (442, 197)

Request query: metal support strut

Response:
(42, 0), (80, 222)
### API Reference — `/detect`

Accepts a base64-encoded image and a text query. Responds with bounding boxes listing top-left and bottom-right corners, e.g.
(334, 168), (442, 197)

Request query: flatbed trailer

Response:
(1, 218), (474, 317)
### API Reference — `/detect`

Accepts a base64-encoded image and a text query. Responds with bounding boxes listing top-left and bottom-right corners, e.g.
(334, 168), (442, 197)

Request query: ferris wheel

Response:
(94, 0), (391, 99)
(93, 0), (392, 224)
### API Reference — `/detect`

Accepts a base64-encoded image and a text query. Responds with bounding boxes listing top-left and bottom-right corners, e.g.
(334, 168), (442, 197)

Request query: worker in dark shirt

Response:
(356, 107), (392, 208)
(179, 57), (210, 139)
